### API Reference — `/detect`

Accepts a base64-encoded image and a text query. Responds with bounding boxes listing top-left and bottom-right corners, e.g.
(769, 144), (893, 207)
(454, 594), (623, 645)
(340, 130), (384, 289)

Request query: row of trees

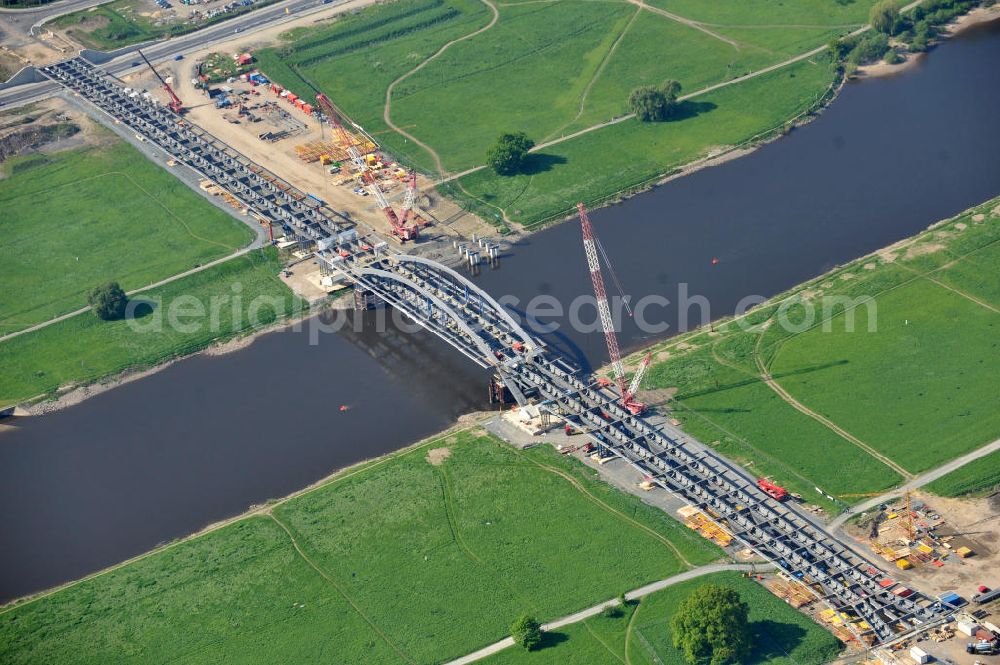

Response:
(509, 583), (751, 664)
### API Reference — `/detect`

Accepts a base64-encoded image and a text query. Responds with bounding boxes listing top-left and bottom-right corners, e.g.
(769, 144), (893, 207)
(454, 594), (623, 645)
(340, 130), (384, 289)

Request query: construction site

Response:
(4, 0), (999, 661)
(68, 39), (503, 300)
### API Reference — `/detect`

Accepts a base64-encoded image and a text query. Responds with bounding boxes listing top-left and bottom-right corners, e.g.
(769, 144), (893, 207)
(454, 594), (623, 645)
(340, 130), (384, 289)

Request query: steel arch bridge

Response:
(320, 238), (947, 647)
(39, 55), (946, 648)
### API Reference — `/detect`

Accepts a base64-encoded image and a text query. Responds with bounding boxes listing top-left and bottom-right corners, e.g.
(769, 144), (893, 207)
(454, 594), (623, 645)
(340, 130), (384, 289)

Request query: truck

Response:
(966, 641), (997, 655)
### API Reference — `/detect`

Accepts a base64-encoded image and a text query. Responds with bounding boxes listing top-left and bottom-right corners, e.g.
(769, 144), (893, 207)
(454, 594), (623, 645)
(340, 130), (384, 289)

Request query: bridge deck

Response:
(42, 55), (948, 648)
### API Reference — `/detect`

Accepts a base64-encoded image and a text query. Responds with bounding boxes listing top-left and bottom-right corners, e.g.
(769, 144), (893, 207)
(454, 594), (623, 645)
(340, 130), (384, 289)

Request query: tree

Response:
(671, 584), (751, 665)
(486, 131), (535, 176)
(628, 80), (682, 122)
(510, 614), (542, 651)
(88, 281), (128, 321)
(870, 0), (899, 35)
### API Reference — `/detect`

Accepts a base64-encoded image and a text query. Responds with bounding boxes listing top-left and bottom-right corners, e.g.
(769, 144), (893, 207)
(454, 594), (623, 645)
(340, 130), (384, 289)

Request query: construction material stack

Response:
(315, 93), (419, 242)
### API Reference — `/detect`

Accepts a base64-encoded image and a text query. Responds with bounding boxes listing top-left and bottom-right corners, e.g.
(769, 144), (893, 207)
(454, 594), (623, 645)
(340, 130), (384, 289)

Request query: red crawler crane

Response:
(137, 49), (183, 114)
(577, 202), (649, 415)
(400, 170), (418, 226)
(757, 478), (788, 501)
(315, 93), (419, 242)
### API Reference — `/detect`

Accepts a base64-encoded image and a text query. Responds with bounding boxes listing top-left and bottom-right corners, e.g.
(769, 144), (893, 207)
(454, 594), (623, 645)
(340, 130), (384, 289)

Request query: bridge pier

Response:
(353, 289), (385, 311)
(488, 375), (513, 406)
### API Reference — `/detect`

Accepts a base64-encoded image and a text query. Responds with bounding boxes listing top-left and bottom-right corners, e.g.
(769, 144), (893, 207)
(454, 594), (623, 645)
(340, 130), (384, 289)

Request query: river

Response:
(1, 19), (998, 603)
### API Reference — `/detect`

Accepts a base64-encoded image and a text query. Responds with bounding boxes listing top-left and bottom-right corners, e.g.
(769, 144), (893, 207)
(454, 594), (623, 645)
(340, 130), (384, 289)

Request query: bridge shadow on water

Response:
(503, 302), (595, 374)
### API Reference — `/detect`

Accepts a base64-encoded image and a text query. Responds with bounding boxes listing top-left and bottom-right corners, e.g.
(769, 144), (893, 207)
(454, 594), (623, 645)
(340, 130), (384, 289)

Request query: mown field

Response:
(0, 247), (301, 406)
(0, 429), (721, 664)
(0, 139), (252, 333)
(255, 0), (875, 227)
(633, 196), (1000, 507)
(483, 572), (842, 665)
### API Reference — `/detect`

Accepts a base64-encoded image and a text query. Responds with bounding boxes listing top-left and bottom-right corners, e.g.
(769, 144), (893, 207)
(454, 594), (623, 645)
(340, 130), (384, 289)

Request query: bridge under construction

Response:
(41, 54), (948, 648)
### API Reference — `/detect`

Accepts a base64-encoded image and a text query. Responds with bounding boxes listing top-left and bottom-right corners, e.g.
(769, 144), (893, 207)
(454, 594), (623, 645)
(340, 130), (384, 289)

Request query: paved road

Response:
(0, 0), (353, 106)
(828, 436), (1000, 531)
(443, 563), (770, 665)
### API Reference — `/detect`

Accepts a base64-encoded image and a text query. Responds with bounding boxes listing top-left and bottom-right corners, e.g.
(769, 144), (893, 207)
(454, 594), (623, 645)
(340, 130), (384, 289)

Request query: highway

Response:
(0, 0), (355, 107)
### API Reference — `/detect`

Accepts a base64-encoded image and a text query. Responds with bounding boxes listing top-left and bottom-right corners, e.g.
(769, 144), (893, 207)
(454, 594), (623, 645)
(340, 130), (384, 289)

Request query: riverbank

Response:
(11, 286), (357, 415)
(0, 426), (722, 663)
(857, 3), (1000, 78)
(624, 194), (1000, 510)
(3, 4), (991, 417)
(0, 247), (306, 410)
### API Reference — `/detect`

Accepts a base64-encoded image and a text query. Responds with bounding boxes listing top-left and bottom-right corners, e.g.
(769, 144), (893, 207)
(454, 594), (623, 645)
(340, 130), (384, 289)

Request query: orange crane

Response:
(315, 93), (418, 242)
(578, 202), (647, 415)
(137, 49), (183, 114)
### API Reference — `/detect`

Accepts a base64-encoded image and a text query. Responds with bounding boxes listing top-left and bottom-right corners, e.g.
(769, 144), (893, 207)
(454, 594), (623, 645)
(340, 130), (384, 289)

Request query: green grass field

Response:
(0, 429), (721, 664)
(0, 139), (252, 333)
(0, 248), (302, 406)
(482, 571), (842, 665)
(256, 0), (872, 227)
(634, 196), (1000, 506)
(925, 449), (1000, 497)
(450, 55), (836, 227)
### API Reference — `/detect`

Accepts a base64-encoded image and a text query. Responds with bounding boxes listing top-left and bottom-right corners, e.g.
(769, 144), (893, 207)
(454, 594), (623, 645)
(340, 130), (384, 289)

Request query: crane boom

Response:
(626, 353), (651, 400)
(401, 171), (417, 224)
(578, 203), (645, 414)
(137, 49), (182, 114)
(315, 93), (417, 241)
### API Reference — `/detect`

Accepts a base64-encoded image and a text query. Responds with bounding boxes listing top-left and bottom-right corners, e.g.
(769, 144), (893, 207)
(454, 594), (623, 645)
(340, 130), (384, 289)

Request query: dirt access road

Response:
(123, 0), (496, 244)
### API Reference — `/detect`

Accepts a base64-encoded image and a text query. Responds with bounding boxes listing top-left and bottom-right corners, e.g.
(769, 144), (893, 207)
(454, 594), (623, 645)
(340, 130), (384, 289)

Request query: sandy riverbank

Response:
(857, 4), (1000, 78)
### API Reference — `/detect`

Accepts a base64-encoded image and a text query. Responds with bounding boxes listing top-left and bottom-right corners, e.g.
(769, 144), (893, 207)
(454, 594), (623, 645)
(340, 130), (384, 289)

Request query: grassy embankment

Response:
(255, 0), (879, 228)
(482, 571), (842, 665)
(0, 246), (303, 406)
(0, 429), (723, 664)
(48, 0), (277, 51)
(0, 139), (252, 334)
(625, 197), (1000, 509)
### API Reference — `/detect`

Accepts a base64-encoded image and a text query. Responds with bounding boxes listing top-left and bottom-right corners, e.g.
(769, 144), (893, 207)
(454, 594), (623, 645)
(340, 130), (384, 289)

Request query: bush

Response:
(88, 281), (128, 321)
(884, 48), (902, 64)
(511, 614), (542, 650)
(846, 32), (891, 66)
(486, 131), (535, 176)
(628, 80), (682, 122)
